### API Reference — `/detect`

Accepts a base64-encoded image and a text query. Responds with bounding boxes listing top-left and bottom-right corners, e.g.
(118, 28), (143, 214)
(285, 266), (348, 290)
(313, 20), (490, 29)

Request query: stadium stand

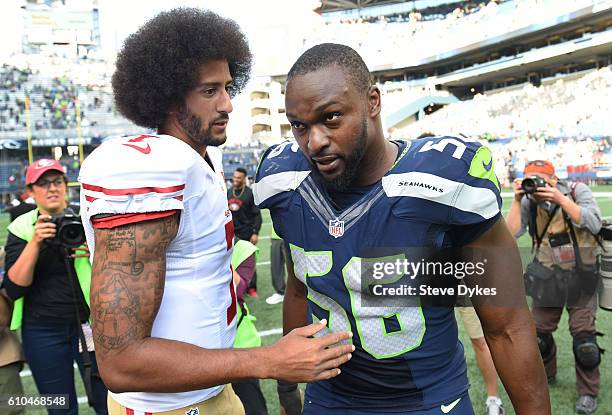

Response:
(1, 0), (610, 196)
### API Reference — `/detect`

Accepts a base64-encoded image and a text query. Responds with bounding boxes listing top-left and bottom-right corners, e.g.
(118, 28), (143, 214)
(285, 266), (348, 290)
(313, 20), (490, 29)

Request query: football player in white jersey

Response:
(79, 9), (353, 415)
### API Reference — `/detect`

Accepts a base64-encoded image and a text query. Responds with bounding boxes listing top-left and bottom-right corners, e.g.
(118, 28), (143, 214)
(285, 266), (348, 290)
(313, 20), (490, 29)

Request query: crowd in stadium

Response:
(308, 0), (594, 68)
(396, 68), (612, 139)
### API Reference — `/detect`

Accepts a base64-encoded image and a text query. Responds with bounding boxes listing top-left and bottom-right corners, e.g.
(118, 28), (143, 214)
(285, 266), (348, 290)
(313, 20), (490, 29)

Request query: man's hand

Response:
(512, 178), (524, 202)
(33, 214), (56, 244)
(278, 380), (303, 415)
(250, 233), (259, 245)
(535, 185), (567, 205)
(267, 319), (353, 383)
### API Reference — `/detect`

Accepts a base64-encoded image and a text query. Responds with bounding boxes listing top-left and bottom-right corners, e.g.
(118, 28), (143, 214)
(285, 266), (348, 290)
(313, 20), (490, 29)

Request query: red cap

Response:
(524, 160), (555, 176)
(25, 159), (65, 185)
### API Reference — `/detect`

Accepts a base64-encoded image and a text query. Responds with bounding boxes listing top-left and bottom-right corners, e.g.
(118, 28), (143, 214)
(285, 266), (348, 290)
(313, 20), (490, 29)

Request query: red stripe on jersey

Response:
(227, 278), (237, 325)
(82, 183), (185, 196)
(125, 409), (134, 415)
(173, 195), (183, 201)
(92, 210), (179, 229)
(225, 220), (234, 251)
(85, 195), (98, 203)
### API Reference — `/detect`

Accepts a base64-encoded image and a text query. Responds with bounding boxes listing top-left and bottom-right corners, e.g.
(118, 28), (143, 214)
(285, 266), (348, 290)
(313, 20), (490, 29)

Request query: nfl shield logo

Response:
(328, 219), (345, 238)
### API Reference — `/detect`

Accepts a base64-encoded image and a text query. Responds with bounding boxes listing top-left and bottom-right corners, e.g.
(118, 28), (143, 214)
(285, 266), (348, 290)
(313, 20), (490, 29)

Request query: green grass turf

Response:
(2, 191), (611, 414)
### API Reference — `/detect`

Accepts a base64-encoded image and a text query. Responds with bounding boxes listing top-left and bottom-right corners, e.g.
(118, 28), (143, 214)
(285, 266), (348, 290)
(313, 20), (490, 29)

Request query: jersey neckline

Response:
(307, 139), (408, 218)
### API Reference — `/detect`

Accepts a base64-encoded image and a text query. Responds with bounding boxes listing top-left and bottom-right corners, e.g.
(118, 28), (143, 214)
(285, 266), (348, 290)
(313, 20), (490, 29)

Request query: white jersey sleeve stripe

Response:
(382, 172), (499, 219)
(253, 170), (310, 205)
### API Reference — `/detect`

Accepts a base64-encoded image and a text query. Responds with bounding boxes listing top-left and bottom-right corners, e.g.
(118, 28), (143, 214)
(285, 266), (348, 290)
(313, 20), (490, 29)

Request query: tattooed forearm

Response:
(91, 214), (179, 358)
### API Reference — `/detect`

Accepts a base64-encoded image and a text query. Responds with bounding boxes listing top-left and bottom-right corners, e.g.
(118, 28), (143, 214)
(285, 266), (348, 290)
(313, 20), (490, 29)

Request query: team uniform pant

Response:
(107, 385), (244, 415)
(270, 238), (287, 295)
(532, 294), (600, 397)
(302, 393), (474, 415)
(232, 379), (268, 415)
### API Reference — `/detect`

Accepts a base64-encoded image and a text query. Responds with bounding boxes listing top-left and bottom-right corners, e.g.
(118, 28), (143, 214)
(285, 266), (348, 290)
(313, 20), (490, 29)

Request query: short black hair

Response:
(235, 167), (247, 176)
(112, 7), (252, 129)
(286, 43), (372, 94)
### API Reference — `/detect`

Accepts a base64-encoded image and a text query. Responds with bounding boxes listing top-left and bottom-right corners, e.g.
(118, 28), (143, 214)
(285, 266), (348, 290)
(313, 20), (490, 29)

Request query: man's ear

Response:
(367, 85), (381, 118)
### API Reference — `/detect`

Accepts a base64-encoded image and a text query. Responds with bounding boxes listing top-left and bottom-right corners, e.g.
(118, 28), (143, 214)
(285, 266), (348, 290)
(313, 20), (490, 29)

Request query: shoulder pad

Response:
(403, 135), (499, 191)
(79, 134), (190, 217)
(385, 135), (501, 223)
(253, 140), (311, 208)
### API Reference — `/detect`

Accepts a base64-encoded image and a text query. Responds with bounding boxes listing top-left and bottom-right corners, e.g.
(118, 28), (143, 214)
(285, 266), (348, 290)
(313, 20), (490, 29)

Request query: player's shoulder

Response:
(403, 135), (485, 171)
(385, 135), (501, 224)
(255, 140), (310, 180)
(398, 135), (498, 188)
(253, 140), (311, 207)
(79, 134), (195, 189)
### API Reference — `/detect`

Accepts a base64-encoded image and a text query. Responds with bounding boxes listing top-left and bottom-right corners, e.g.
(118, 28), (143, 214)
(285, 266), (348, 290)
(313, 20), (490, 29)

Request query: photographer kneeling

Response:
(2, 159), (108, 415)
(506, 160), (602, 415)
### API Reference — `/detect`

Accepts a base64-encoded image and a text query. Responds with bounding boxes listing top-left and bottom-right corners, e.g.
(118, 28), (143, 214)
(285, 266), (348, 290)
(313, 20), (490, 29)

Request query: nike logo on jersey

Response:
(441, 398), (461, 413)
(482, 158), (493, 171)
(122, 143), (151, 154)
(122, 134), (157, 154)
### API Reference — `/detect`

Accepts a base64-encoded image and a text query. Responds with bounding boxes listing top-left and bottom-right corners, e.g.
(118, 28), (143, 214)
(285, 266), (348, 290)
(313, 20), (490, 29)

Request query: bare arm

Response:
(506, 179), (525, 237)
(92, 214), (352, 393)
(465, 218), (551, 414)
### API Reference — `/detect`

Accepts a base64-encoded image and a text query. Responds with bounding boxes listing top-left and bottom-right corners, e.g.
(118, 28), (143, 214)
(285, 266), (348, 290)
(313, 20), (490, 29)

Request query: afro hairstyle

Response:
(112, 7), (252, 129)
(286, 43), (372, 95)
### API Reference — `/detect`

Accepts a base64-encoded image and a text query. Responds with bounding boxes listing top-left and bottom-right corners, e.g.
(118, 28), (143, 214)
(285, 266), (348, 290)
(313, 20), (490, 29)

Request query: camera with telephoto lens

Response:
(521, 175), (547, 194)
(48, 208), (86, 249)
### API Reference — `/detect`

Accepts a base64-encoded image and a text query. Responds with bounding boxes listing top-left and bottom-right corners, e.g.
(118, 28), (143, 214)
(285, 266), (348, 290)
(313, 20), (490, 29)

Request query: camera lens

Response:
(59, 222), (86, 248)
(521, 178), (537, 194)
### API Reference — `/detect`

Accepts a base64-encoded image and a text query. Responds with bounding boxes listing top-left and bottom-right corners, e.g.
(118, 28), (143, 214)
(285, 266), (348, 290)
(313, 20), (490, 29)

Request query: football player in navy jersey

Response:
(253, 43), (550, 414)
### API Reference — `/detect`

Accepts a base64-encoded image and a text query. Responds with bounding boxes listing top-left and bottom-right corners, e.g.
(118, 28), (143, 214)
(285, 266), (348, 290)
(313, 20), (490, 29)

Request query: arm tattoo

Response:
(91, 215), (179, 357)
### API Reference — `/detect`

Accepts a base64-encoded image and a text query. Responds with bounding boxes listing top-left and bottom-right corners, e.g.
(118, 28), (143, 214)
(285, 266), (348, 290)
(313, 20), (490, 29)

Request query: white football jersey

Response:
(79, 134), (236, 412)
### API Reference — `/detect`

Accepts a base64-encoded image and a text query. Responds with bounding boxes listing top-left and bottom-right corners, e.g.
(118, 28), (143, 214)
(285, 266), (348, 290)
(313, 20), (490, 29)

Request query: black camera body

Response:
(48, 208), (86, 249)
(521, 175), (547, 194)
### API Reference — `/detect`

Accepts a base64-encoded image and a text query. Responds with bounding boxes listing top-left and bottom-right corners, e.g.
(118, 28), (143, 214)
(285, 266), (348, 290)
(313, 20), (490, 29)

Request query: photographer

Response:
(2, 159), (108, 415)
(506, 160), (602, 415)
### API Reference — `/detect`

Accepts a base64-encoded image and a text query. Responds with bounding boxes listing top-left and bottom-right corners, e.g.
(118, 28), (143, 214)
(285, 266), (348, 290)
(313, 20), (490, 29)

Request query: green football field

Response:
(1, 188), (611, 414)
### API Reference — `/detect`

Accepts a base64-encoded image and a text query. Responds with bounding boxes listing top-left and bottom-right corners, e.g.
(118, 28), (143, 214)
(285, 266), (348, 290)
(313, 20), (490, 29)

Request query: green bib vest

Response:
(232, 240), (261, 348)
(6, 209), (92, 330)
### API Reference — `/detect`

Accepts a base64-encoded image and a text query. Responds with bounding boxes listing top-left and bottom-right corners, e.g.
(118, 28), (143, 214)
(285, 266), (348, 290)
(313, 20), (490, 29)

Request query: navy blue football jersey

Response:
(253, 136), (502, 411)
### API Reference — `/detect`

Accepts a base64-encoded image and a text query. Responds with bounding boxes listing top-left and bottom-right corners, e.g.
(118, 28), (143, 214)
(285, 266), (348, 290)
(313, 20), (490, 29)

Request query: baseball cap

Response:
(25, 159), (65, 185)
(524, 160), (554, 176)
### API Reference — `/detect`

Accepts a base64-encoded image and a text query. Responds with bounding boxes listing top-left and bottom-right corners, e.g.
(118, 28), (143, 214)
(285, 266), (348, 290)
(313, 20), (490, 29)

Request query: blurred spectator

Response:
(7, 192), (36, 222)
(266, 227), (288, 305)
(228, 167), (263, 297)
(0, 247), (26, 415)
(2, 159), (108, 415)
(230, 239), (268, 415)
